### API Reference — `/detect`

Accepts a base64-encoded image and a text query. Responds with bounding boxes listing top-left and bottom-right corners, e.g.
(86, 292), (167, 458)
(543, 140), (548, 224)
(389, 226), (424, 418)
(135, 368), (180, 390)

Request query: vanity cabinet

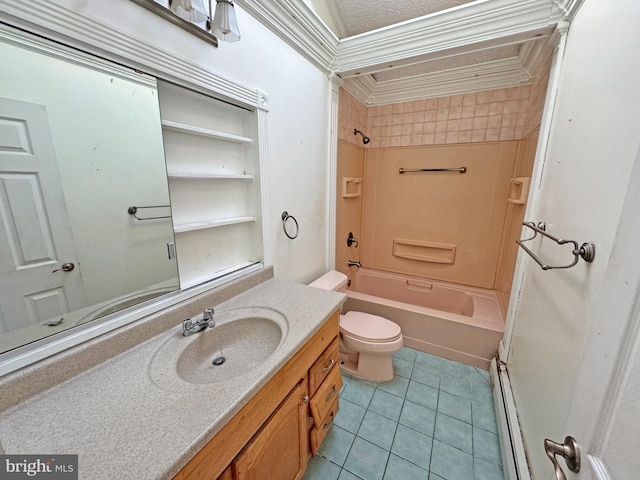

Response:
(233, 380), (309, 480)
(174, 310), (341, 480)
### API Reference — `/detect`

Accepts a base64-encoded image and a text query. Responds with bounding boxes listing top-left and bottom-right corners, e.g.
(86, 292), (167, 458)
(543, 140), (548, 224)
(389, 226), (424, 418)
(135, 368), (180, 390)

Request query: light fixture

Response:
(169, 0), (208, 24)
(209, 0), (241, 42)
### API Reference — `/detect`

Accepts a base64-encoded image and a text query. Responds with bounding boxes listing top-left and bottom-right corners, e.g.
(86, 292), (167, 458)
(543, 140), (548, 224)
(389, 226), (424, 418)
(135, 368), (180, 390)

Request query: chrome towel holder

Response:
(516, 222), (595, 270)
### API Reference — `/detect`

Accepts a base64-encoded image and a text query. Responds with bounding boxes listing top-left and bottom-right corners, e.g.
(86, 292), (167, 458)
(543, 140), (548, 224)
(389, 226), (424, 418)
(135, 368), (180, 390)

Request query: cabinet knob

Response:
(302, 395), (309, 403)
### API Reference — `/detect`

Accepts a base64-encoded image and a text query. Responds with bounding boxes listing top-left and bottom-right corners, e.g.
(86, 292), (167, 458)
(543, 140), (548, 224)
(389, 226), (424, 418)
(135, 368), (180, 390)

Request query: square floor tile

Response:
(393, 357), (415, 378)
(383, 453), (429, 480)
(406, 381), (439, 410)
(473, 427), (502, 467)
(434, 413), (473, 454)
(399, 400), (436, 437)
(368, 389), (404, 422)
(414, 351), (444, 369)
(341, 380), (376, 408)
(411, 363), (441, 389)
(473, 456), (504, 480)
(437, 391), (472, 424)
(441, 360), (472, 380)
(334, 399), (366, 434)
(302, 455), (341, 480)
(338, 470), (362, 480)
(440, 373), (471, 399)
(471, 401), (497, 434)
(343, 437), (390, 480)
(357, 410), (397, 450)
(430, 440), (473, 480)
(470, 376), (494, 406)
(391, 424), (433, 470)
(377, 375), (410, 398)
(394, 347), (418, 363)
(317, 425), (355, 466)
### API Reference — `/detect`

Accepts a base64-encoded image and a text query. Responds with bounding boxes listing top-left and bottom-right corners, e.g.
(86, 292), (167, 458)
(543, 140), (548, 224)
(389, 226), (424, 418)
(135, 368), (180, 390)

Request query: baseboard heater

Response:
(490, 357), (531, 480)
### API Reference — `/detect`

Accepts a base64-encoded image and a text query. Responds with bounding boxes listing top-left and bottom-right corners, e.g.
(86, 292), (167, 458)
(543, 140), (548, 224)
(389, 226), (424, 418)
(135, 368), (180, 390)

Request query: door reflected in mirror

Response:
(0, 27), (179, 355)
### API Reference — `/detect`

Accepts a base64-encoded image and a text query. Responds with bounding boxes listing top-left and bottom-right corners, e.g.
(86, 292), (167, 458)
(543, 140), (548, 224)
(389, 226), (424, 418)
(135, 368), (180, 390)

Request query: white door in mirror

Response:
(0, 97), (84, 333)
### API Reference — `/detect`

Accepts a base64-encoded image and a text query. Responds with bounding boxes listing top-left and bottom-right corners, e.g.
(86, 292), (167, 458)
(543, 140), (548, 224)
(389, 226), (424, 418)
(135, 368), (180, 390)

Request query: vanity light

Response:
(169, 0), (208, 23)
(210, 0), (241, 42)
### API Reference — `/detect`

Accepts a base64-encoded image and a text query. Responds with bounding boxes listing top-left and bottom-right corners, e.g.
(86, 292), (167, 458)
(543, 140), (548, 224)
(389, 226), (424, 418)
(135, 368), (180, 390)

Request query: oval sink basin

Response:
(149, 307), (287, 387)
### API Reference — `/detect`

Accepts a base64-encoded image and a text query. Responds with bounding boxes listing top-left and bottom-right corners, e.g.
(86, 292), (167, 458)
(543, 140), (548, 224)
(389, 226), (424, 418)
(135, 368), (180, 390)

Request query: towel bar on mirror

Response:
(516, 222), (595, 270)
(128, 205), (171, 221)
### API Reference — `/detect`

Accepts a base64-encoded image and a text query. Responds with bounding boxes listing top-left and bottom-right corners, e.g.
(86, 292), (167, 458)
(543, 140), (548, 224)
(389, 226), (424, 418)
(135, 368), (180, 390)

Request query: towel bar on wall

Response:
(399, 167), (467, 174)
(516, 222), (595, 270)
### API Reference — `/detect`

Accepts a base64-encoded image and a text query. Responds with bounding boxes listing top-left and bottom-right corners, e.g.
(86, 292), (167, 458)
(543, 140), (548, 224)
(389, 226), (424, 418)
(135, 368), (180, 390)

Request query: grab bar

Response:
(128, 205), (171, 221)
(516, 222), (595, 270)
(399, 167), (467, 174)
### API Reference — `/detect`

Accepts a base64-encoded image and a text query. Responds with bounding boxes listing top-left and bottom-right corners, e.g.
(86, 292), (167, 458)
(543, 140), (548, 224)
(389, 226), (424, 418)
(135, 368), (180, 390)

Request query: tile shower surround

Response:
(303, 347), (503, 480)
(339, 60), (550, 149)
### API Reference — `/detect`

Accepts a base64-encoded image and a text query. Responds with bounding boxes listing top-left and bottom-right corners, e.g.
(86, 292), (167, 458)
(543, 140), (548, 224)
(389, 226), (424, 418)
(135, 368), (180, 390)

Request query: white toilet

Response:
(310, 270), (403, 382)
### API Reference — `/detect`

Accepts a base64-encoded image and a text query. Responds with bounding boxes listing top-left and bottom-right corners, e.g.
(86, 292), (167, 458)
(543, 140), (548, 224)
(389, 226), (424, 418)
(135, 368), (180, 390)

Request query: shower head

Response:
(354, 128), (370, 145)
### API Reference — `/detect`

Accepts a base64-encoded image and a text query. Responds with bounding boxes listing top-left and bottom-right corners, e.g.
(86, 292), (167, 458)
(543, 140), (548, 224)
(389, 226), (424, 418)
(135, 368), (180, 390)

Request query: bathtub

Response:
(343, 268), (505, 369)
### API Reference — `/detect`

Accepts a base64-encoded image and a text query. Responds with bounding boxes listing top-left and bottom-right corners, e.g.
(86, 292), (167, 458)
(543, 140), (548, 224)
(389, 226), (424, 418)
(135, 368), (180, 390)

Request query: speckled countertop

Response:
(0, 272), (344, 479)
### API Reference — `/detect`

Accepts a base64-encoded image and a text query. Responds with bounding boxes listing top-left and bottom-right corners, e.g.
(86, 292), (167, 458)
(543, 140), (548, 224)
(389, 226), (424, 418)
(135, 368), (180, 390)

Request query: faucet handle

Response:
(203, 308), (214, 321)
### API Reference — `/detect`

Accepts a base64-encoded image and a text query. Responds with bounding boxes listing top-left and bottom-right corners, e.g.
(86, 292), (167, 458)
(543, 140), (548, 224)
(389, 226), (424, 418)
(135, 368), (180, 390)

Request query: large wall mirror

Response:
(0, 26), (180, 355)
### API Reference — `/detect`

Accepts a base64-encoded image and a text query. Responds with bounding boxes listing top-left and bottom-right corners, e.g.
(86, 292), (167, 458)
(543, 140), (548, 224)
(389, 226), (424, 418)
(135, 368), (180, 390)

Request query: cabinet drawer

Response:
(309, 366), (342, 426)
(308, 336), (339, 395)
(310, 397), (339, 455)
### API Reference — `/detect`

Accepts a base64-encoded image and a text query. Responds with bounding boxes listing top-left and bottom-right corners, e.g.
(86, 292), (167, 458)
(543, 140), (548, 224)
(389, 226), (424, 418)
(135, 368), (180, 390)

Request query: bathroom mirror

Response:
(0, 26), (179, 355)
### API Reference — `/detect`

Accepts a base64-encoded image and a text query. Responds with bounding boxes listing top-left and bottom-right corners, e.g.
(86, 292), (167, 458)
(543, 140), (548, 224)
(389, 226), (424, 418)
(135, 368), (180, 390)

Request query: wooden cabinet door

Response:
(233, 380), (309, 480)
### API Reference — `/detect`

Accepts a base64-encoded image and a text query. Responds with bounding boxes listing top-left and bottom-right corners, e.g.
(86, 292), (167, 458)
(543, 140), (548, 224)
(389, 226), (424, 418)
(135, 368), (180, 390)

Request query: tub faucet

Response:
(347, 260), (362, 268)
(182, 308), (215, 336)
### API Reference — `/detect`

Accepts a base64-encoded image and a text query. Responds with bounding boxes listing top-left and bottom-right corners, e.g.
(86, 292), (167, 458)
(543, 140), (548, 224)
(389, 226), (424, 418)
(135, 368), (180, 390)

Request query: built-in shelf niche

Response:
(158, 80), (263, 289)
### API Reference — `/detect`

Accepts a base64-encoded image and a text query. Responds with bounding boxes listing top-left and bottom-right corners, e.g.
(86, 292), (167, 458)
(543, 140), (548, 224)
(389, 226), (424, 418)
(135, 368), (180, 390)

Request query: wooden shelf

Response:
(167, 172), (255, 180)
(174, 216), (256, 233)
(162, 120), (254, 144)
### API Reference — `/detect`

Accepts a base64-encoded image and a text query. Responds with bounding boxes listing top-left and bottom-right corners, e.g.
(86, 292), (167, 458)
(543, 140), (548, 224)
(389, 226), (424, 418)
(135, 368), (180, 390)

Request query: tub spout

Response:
(348, 260), (362, 268)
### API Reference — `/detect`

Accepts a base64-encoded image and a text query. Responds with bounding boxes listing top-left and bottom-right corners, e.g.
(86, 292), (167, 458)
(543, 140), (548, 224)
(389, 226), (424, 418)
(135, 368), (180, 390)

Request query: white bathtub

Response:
(344, 268), (504, 369)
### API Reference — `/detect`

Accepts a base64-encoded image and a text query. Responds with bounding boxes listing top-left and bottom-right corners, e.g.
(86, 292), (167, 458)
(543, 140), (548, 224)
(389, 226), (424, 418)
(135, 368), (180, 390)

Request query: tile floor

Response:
(302, 347), (503, 480)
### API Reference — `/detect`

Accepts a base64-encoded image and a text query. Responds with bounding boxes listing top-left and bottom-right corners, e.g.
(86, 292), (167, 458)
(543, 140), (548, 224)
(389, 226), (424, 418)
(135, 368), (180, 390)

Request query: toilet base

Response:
(340, 350), (395, 382)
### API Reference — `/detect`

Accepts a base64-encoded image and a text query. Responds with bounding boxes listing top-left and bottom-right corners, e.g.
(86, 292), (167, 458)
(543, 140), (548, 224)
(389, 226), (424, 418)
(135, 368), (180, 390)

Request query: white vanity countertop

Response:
(0, 278), (344, 479)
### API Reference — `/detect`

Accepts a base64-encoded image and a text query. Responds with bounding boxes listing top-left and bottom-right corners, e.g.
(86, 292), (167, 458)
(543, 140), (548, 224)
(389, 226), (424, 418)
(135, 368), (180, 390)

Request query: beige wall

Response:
(335, 61), (550, 292)
(361, 142), (517, 289)
(335, 141), (365, 275)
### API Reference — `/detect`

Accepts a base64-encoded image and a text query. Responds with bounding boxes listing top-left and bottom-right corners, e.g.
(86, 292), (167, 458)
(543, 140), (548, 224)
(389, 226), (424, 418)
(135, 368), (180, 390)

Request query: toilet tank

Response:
(309, 270), (348, 292)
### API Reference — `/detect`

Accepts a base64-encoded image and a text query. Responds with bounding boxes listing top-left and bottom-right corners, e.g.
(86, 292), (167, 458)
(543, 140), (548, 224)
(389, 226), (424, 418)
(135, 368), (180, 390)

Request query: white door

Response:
(503, 0), (640, 479)
(0, 97), (84, 333)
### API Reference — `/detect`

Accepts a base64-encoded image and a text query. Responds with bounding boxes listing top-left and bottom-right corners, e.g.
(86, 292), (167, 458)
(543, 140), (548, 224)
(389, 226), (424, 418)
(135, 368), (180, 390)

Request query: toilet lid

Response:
(341, 311), (402, 342)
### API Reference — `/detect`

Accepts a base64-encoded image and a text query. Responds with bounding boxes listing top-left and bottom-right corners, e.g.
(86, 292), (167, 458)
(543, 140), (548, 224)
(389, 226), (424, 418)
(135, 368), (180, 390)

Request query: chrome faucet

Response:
(347, 260), (362, 268)
(182, 308), (215, 336)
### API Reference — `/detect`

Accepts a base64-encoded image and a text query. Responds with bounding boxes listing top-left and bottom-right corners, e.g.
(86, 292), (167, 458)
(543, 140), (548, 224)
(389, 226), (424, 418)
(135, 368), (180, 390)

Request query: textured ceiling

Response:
(310, 0), (477, 38)
(372, 45), (521, 82)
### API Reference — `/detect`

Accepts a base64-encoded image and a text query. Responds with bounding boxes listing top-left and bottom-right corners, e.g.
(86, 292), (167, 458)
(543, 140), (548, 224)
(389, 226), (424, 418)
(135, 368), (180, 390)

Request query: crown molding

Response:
(369, 57), (531, 105)
(519, 38), (554, 79)
(341, 75), (376, 105)
(234, 0), (338, 73)
(334, 0), (562, 78)
(0, 0), (258, 109)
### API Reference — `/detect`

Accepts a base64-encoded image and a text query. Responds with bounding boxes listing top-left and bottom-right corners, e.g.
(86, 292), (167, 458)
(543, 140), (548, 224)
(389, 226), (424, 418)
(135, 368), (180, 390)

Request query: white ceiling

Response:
(237, 0), (583, 105)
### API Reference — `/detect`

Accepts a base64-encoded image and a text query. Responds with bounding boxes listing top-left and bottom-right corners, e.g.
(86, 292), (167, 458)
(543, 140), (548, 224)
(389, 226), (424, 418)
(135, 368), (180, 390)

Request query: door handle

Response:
(544, 436), (580, 480)
(52, 262), (75, 273)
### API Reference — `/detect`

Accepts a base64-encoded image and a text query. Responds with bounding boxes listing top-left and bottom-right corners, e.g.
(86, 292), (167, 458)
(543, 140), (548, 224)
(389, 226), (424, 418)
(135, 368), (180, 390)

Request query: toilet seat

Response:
(341, 311), (402, 343)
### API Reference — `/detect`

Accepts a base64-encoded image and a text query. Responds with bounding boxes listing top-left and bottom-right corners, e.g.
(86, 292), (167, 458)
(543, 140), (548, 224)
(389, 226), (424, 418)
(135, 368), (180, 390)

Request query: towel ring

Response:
(282, 211), (299, 239)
